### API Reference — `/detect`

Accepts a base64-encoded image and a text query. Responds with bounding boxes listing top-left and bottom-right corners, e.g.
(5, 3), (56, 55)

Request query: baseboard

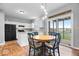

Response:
(70, 46), (79, 50)
(0, 42), (5, 45)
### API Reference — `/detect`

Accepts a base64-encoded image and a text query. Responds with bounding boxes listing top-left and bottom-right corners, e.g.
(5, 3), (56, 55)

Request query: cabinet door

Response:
(5, 24), (16, 41)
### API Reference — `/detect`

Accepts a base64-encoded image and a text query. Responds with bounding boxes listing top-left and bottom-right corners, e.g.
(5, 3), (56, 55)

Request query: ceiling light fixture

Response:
(41, 3), (48, 20)
(41, 4), (45, 10)
(19, 10), (24, 14)
(41, 4), (48, 15)
(16, 10), (25, 14)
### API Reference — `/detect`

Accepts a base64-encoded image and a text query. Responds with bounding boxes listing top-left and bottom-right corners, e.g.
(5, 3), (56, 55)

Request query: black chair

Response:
(27, 32), (42, 56)
(32, 32), (42, 43)
(32, 32), (38, 35)
(45, 32), (61, 56)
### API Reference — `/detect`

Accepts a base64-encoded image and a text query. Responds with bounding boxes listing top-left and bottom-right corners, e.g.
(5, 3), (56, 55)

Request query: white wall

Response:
(72, 4), (79, 48)
(0, 11), (5, 45)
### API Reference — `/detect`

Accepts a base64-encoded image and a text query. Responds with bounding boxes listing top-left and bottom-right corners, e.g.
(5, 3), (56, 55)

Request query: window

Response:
(48, 17), (72, 46)
(58, 20), (64, 39)
(48, 20), (57, 32)
(58, 18), (72, 45)
(49, 20), (53, 32)
(53, 20), (57, 32)
(63, 19), (72, 42)
(48, 10), (72, 46)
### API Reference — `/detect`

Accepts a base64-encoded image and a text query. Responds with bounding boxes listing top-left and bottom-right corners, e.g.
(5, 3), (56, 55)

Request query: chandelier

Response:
(40, 3), (48, 20)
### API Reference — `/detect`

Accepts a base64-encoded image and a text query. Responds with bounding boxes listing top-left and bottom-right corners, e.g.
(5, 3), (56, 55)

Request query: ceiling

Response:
(0, 3), (67, 23)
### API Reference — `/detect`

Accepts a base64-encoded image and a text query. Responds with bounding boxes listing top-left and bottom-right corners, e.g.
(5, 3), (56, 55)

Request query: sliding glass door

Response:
(48, 20), (57, 32)
(58, 19), (64, 40)
(63, 19), (72, 46)
(48, 17), (72, 46)
(53, 20), (57, 32)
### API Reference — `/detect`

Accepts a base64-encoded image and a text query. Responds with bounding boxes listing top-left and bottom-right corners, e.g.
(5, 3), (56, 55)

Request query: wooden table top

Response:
(33, 35), (55, 42)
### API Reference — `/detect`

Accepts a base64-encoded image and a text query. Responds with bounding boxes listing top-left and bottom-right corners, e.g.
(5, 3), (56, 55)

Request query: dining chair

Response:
(32, 32), (38, 35)
(45, 32), (61, 56)
(33, 32), (42, 44)
(27, 32), (42, 56)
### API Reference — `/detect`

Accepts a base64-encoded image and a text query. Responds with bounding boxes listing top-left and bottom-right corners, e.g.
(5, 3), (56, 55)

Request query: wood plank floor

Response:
(0, 40), (29, 56)
(60, 45), (79, 56)
(0, 40), (79, 56)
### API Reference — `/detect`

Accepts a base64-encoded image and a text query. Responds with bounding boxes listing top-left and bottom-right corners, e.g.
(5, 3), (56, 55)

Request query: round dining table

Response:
(33, 35), (55, 56)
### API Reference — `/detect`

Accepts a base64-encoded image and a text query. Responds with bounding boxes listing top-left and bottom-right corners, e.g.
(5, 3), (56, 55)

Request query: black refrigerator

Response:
(5, 24), (16, 41)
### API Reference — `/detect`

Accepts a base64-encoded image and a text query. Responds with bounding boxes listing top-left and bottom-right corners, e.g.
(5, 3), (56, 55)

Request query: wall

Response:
(72, 4), (79, 48)
(5, 21), (32, 46)
(0, 11), (5, 45)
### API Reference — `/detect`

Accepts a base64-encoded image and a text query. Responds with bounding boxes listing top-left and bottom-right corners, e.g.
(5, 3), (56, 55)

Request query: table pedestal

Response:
(41, 42), (47, 56)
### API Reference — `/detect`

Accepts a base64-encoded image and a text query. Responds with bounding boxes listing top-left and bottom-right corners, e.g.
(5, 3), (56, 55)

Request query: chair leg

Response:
(50, 49), (51, 54)
(49, 49), (52, 56)
(29, 47), (31, 56)
(34, 49), (35, 56)
(53, 49), (55, 56)
(58, 48), (60, 56)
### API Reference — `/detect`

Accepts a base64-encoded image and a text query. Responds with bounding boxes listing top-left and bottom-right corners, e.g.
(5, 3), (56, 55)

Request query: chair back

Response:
(53, 32), (61, 48)
(33, 32), (38, 35)
(27, 33), (35, 47)
(49, 32), (61, 48)
(49, 32), (57, 36)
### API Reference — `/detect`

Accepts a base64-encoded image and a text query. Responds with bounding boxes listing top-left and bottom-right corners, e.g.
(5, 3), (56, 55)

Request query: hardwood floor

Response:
(60, 45), (79, 56)
(0, 40), (79, 56)
(0, 40), (29, 56)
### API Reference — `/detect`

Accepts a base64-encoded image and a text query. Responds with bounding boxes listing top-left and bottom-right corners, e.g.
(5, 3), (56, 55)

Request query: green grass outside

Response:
(60, 32), (71, 41)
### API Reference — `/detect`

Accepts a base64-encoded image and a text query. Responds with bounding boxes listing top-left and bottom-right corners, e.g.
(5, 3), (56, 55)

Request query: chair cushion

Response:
(30, 40), (42, 48)
(45, 40), (55, 48)
(34, 41), (42, 48)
